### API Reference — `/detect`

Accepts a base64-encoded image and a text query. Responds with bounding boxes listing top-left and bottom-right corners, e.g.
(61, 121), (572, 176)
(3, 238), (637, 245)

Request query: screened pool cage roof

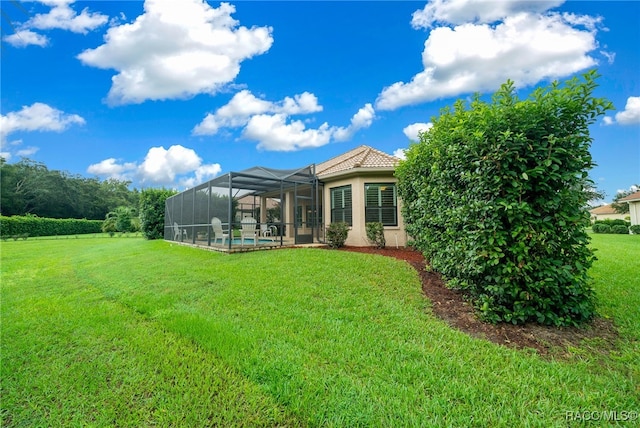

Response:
(193, 164), (317, 196)
(166, 164), (324, 250)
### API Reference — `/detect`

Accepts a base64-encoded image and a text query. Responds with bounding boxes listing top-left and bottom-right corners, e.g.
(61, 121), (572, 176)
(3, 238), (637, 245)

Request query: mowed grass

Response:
(1, 235), (638, 426)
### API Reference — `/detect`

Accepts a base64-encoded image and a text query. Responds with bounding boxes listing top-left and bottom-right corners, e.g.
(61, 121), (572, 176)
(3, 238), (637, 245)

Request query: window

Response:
(365, 183), (397, 226)
(330, 185), (352, 225)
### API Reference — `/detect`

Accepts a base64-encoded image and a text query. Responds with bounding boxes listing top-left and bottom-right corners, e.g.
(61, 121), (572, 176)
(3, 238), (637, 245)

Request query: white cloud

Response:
(600, 50), (615, 65)
(0, 103), (85, 143)
(139, 145), (203, 184)
(377, 8), (602, 111)
(77, 0), (273, 105)
(181, 164), (224, 189)
(3, 30), (50, 48)
(411, 0), (564, 28)
(194, 90), (374, 151)
(604, 96), (640, 126)
(27, 0), (108, 34)
(617, 185), (638, 194)
(3, 0), (107, 47)
(87, 158), (137, 181)
(393, 148), (406, 160)
(333, 104), (375, 142)
(193, 90), (322, 136)
(403, 122), (433, 140)
(138, 145), (222, 186)
(243, 114), (333, 152)
(16, 146), (40, 157)
(88, 145), (222, 187)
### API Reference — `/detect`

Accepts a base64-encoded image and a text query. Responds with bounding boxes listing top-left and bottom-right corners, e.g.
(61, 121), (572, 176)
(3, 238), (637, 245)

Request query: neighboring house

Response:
(589, 204), (627, 222)
(164, 145), (407, 249)
(618, 191), (640, 225)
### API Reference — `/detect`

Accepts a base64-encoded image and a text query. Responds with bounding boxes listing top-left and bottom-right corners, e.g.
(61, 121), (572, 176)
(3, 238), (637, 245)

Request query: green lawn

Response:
(1, 235), (638, 426)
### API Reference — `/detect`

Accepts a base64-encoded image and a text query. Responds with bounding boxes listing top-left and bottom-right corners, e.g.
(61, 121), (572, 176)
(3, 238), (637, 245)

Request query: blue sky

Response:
(1, 0), (638, 202)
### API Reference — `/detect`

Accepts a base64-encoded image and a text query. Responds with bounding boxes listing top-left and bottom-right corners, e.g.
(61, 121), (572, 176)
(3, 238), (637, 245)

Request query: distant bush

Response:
(365, 222), (386, 248)
(630, 225), (640, 235)
(593, 219), (632, 234)
(0, 215), (102, 238)
(592, 223), (612, 234)
(326, 222), (349, 249)
(593, 219), (630, 227)
(611, 225), (629, 234)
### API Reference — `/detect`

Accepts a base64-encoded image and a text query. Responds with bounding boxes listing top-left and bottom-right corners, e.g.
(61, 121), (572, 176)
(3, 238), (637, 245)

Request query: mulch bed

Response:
(334, 245), (619, 358)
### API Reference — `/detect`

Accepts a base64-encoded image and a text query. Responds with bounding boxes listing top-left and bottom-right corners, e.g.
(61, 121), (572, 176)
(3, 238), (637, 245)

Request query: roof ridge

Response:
(618, 190), (640, 201)
(316, 145), (398, 177)
(318, 145), (369, 165)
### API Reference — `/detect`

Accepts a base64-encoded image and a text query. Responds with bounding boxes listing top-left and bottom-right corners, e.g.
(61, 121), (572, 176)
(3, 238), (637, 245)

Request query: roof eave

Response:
(317, 166), (396, 181)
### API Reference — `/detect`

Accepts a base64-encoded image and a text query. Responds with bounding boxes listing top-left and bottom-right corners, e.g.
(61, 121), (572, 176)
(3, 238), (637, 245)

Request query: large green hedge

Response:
(396, 71), (612, 326)
(0, 215), (103, 238)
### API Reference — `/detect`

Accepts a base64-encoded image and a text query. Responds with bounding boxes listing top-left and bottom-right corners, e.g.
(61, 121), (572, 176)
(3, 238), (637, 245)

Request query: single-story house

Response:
(618, 191), (640, 225)
(165, 145), (407, 251)
(589, 204), (627, 222)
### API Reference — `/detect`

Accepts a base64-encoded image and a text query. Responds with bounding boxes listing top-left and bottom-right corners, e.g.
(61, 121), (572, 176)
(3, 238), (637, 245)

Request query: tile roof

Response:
(316, 145), (399, 177)
(589, 204), (618, 215)
(618, 190), (640, 202)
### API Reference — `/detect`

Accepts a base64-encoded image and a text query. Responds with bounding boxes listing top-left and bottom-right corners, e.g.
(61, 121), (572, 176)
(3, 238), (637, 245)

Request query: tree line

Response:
(1, 158), (140, 220)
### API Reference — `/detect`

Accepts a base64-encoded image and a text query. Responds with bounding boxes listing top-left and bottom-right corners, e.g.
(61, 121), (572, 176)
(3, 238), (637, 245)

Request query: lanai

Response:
(164, 165), (323, 252)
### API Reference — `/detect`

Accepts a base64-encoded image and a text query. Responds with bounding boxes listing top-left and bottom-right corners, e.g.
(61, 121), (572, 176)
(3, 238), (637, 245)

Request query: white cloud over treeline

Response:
(87, 145), (222, 188)
(193, 90), (375, 151)
(0, 102), (85, 161)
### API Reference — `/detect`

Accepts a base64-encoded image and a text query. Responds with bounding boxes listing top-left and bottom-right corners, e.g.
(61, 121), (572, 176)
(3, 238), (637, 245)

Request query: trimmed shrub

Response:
(592, 223), (612, 234)
(365, 222), (386, 248)
(594, 219), (630, 227)
(396, 71), (611, 326)
(611, 225), (629, 234)
(326, 222), (349, 249)
(0, 215), (102, 238)
(630, 225), (640, 235)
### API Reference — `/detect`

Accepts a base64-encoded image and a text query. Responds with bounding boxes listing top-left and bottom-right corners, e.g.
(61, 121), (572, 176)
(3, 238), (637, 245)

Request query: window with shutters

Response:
(330, 185), (352, 226)
(365, 183), (397, 226)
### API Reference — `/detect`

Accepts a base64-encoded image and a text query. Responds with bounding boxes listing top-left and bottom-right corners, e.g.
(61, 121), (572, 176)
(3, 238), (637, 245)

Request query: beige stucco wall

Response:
(590, 212), (627, 222)
(321, 174), (408, 247)
(629, 201), (640, 226)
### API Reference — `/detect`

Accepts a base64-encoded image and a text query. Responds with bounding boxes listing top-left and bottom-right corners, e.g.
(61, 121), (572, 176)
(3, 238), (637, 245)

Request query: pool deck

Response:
(168, 237), (326, 254)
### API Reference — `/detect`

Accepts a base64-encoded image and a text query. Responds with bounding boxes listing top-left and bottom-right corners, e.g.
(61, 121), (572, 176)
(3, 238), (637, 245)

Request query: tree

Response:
(584, 180), (606, 205)
(0, 157), (138, 219)
(396, 70), (613, 326)
(611, 185), (639, 214)
(139, 188), (177, 240)
(103, 206), (139, 234)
